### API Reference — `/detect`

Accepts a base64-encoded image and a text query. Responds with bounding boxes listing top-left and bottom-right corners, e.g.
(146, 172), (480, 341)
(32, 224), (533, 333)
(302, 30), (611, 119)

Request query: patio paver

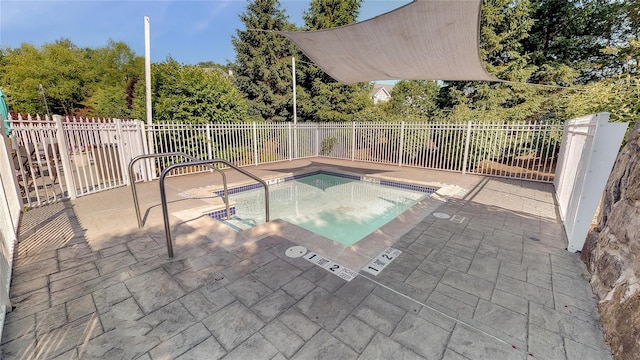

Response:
(1, 159), (613, 359)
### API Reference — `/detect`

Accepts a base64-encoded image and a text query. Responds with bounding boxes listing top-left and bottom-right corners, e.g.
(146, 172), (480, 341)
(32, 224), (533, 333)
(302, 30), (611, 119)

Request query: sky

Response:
(0, 0), (412, 66)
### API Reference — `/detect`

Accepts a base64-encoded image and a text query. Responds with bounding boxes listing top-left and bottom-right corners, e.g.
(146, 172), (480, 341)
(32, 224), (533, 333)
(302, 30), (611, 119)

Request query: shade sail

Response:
(277, 0), (499, 84)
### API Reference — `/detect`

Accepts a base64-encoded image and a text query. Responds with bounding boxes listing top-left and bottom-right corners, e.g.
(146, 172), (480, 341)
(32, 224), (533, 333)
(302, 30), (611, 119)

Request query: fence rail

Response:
(6, 114), (564, 207)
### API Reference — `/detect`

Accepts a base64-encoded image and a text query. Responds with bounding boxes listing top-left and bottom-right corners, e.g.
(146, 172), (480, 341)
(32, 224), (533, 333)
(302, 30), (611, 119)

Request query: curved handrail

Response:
(159, 159), (270, 258)
(128, 152), (230, 228)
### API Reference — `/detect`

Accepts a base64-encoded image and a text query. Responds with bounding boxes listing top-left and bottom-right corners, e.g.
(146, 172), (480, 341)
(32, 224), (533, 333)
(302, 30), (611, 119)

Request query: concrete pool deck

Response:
(1, 159), (612, 359)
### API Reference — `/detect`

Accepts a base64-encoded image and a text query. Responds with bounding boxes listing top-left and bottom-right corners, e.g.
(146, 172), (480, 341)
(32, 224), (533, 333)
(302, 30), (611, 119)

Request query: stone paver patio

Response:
(1, 159), (612, 359)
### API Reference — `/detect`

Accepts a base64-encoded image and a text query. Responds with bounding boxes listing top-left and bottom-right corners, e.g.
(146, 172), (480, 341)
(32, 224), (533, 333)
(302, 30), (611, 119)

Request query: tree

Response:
(386, 80), (440, 119)
(132, 59), (248, 124)
(437, 0), (553, 122)
(231, 0), (297, 122)
(0, 39), (142, 117)
(302, 0), (361, 29)
(295, 0), (374, 122)
(523, 0), (620, 82)
(82, 40), (144, 117)
(600, 1), (640, 77)
(1, 39), (89, 115)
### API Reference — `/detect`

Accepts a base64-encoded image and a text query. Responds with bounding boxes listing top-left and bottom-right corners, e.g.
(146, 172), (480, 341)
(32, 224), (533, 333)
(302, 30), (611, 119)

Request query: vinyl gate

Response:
(7, 115), (147, 207)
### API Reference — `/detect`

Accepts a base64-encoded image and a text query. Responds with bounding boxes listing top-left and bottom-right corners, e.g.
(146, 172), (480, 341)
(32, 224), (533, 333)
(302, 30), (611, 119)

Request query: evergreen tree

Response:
(600, 1), (640, 77)
(302, 0), (361, 29)
(386, 80), (440, 120)
(296, 0), (373, 122)
(438, 0), (555, 122)
(523, 0), (619, 82)
(231, 0), (297, 122)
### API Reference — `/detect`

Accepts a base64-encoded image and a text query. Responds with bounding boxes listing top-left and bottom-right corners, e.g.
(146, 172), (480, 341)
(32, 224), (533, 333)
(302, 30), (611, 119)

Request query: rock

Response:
(583, 122), (640, 360)
(598, 286), (640, 360)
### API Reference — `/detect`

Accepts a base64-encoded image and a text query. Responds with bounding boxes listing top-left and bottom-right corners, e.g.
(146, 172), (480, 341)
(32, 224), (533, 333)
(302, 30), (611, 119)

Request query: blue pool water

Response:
(221, 173), (433, 246)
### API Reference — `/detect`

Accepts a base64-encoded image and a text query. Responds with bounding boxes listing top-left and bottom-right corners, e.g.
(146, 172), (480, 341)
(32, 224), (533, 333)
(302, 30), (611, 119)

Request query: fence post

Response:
(288, 123), (293, 161)
(553, 123), (571, 189)
(147, 123), (157, 180)
(54, 115), (77, 199)
(461, 121), (472, 174)
(398, 122), (405, 167)
(206, 123), (213, 163)
(315, 124), (319, 156)
(293, 123), (298, 159)
(1, 131), (21, 211)
(351, 122), (356, 161)
(113, 119), (129, 185)
(253, 122), (258, 166)
(137, 120), (151, 182)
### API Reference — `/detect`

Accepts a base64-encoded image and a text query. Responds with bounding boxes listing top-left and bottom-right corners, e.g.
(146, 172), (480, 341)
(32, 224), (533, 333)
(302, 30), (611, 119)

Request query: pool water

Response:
(226, 174), (429, 246)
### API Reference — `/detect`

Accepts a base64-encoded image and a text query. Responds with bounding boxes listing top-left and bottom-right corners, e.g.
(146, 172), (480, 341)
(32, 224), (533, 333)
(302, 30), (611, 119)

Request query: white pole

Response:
(144, 16), (156, 178)
(144, 17), (152, 128)
(292, 57), (297, 158)
(292, 57), (297, 125)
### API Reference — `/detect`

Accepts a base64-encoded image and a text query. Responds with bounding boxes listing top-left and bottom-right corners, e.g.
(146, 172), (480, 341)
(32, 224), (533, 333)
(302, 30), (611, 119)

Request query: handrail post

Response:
(159, 170), (174, 258)
(128, 151), (233, 228)
(158, 158), (269, 258)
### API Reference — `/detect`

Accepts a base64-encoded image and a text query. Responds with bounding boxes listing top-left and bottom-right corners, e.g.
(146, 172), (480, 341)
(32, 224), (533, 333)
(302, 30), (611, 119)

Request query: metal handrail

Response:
(159, 159), (270, 258)
(128, 152), (230, 228)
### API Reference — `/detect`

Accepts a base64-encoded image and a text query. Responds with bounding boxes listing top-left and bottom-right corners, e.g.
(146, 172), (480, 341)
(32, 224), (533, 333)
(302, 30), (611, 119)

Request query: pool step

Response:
(205, 206), (237, 220)
(216, 217), (255, 231)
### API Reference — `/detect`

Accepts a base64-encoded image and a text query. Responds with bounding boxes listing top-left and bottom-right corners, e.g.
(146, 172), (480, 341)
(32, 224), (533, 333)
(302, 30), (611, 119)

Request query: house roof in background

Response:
(370, 84), (394, 98)
(278, 0), (499, 84)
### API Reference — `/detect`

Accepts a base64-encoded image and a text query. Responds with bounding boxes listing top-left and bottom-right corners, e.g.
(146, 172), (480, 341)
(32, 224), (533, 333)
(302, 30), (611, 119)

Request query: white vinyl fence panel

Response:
(10, 116), (67, 207)
(0, 130), (22, 341)
(7, 114), (145, 206)
(60, 117), (145, 197)
(554, 113), (628, 252)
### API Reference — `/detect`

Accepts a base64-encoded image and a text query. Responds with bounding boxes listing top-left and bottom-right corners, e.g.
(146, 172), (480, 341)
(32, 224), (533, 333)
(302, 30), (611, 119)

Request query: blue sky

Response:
(1, 0), (411, 65)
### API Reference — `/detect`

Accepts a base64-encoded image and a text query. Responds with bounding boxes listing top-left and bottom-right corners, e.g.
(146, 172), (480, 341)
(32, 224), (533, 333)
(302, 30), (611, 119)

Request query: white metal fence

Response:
(150, 120), (563, 181)
(5, 115), (565, 208)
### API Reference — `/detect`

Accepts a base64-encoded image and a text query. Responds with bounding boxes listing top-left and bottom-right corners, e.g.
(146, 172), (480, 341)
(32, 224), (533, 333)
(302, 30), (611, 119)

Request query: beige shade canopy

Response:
(277, 0), (499, 84)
